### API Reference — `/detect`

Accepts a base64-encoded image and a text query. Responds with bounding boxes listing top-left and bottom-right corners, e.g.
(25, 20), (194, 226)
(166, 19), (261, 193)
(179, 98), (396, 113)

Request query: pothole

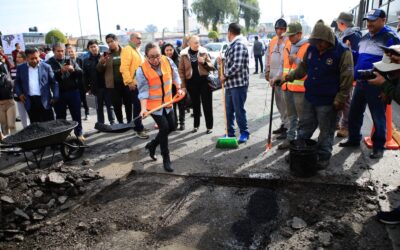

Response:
(2, 172), (391, 250)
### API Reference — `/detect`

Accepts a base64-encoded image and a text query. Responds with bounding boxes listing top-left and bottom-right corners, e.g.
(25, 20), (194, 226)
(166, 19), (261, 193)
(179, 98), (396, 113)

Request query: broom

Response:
(216, 58), (239, 149)
(265, 84), (275, 151)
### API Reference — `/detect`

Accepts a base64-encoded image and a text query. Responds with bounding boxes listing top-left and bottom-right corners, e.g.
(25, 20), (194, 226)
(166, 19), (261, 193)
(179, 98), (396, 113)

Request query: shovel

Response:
(95, 92), (186, 133)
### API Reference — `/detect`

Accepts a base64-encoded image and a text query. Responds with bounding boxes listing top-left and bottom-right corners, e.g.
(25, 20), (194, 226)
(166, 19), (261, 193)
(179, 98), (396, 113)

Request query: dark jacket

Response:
(339, 26), (362, 64)
(14, 62), (59, 111)
(96, 46), (123, 88)
(46, 57), (83, 92)
(253, 40), (264, 56)
(381, 78), (400, 104)
(0, 62), (13, 100)
(288, 37), (354, 106)
(75, 57), (87, 91)
(83, 53), (106, 94)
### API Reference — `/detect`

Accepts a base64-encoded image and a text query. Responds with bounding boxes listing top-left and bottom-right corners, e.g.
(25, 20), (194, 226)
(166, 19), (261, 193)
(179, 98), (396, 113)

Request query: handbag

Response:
(207, 71), (221, 91)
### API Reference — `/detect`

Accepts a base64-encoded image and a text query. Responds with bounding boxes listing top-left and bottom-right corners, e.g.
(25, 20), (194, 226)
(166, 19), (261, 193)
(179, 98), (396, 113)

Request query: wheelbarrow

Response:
(95, 92), (187, 133)
(2, 120), (87, 168)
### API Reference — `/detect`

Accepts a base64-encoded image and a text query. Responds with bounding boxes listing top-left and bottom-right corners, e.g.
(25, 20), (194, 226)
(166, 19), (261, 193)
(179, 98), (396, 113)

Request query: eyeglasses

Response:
(147, 54), (161, 60)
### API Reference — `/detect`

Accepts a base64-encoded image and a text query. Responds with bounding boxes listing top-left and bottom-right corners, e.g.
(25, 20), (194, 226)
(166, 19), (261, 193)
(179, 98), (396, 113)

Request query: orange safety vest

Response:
(281, 41), (309, 92)
(268, 36), (290, 65)
(141, 56), (173, 111)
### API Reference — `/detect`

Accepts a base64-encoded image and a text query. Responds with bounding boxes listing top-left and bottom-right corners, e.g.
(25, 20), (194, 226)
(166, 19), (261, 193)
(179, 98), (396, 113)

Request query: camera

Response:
(103, 51), (108, 57)
(357, 69), (376, 80)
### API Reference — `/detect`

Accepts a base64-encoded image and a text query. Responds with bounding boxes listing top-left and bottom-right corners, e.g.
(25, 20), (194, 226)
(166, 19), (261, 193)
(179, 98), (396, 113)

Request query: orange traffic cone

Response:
(364, 104), (400, 150)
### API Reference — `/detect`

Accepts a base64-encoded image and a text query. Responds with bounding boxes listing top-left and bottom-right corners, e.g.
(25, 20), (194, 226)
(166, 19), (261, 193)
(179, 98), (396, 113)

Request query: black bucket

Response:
(289, 139), (318, 178)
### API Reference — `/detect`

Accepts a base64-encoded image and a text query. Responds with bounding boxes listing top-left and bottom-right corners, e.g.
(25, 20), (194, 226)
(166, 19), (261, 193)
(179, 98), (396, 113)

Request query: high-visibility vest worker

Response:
(268, 36), (290, 65)
(141, 55), (173, 111)
(281, 42), (309, 92)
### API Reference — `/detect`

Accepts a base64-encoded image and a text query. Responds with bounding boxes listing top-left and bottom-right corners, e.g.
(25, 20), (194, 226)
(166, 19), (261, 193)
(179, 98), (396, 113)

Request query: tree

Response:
(145, 24), (158, 34)
(145, 24), (158, 41)
(192, 0), (238, 32)
(45, 29), (67, 45)
(238, 0), (260, 31)
(208, 31), (219, 41)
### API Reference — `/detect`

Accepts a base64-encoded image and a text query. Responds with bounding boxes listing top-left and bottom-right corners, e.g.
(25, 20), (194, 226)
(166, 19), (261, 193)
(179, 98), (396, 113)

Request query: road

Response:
(1, 71), (399, 249)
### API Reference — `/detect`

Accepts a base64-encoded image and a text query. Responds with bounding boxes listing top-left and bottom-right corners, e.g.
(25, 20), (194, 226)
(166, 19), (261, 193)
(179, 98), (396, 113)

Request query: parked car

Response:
(204, 42), (228, 64)
(98, 45), (109, 53)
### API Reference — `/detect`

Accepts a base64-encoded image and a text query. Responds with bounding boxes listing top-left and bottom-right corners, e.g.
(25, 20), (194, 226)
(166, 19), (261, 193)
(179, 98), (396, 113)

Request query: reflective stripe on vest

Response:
(281, 41), (309, 92)
(141, 56), (173, 111)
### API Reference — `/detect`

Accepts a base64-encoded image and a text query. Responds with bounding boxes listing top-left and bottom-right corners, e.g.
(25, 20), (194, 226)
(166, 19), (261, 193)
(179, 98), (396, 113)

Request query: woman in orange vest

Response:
(136, 43), (184, 172)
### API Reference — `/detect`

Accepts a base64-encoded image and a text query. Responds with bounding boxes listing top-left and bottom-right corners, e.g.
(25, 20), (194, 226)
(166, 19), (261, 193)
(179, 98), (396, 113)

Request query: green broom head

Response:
(216, 136), (239, 149)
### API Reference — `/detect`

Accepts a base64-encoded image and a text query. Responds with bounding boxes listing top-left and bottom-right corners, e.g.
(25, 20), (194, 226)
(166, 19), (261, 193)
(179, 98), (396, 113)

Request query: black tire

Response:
(60, 138), (84, 161)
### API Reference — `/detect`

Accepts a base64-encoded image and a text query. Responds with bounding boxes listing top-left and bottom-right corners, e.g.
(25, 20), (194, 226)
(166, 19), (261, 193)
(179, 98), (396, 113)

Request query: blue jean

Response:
(95, 88), (115, 124)
(131, 88), (144, 132)
(54, 89), (83, 136)
(348, 83), (386, 151)
(225, 86), (249, 136)
(298, 99), (337, 161)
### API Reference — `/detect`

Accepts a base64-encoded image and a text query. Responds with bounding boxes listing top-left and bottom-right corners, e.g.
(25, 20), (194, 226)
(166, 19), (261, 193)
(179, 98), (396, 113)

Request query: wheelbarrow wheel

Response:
(60, 138), (84, 161)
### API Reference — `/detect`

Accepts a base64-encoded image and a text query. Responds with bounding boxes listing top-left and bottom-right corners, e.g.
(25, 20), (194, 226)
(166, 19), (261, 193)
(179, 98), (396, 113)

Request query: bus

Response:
(349, 0), (400, 31)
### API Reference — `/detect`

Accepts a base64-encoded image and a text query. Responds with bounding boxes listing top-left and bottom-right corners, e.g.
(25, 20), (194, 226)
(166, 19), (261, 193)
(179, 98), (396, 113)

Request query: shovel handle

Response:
(143, 92), (186, 118)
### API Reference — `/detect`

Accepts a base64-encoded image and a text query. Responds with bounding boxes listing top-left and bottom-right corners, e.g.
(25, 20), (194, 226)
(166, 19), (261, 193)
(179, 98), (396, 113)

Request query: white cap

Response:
(373, 45), (400, 72)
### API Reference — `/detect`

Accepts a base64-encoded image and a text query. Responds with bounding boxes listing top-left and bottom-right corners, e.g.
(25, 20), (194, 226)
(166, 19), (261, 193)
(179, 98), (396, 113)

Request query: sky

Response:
(0, 0), (360, 36)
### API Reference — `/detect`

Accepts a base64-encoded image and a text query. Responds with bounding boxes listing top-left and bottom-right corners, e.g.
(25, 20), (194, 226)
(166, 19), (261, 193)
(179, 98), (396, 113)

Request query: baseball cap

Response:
(363, 9), (386, 21)
(284, 22), (303, 36)
(337, 12), (354, 26)
(373, 45), (400, 72)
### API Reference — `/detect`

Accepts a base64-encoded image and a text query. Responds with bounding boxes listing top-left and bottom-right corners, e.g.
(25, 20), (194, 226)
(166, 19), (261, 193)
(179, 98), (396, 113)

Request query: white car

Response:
(204, 42), (229, 64)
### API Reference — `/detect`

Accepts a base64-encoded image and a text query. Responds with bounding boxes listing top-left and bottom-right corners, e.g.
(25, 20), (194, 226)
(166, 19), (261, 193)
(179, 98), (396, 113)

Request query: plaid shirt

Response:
(224, 36), (249, 89)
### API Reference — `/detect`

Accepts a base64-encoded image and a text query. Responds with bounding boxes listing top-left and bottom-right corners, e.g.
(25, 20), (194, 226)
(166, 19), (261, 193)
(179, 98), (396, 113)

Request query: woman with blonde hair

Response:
(178, 35), (214, 133)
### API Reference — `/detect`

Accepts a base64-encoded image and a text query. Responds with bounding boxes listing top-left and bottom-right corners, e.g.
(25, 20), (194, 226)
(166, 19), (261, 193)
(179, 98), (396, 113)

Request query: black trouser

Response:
(187, 79), (213, 129)
(79, 88), (89, 116)
(254, 55), (264, 73)
(172, 85), (185, 127)
(131, 88), (144, 132)
(27, 96), (54, 123)
(150, 109), (176, 156)
(95, 88), (115, 124)
(109, 84), (132, 123)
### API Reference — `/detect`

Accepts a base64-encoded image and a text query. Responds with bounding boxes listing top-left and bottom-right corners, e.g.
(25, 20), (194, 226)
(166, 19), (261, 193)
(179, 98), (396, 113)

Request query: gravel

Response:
(3, 120), (76, 144)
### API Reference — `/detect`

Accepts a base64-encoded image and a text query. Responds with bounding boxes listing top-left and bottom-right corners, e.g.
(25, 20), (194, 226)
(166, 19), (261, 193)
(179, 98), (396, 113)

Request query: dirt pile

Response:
(0, 163), (102, 242)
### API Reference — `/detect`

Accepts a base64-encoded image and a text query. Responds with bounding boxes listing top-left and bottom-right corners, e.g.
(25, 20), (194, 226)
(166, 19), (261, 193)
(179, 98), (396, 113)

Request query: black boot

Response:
(145, 141), (157, 161)
(273, 125), (286, 134)
(162, 153), (173, 172)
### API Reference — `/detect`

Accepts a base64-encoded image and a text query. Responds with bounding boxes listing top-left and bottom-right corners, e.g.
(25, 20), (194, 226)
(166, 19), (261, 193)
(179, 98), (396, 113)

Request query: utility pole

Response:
(281, 0), (284, 18)
(182, 0), (189, 36)
(96, 0), (102, 42)
(77, 0), (83, 39)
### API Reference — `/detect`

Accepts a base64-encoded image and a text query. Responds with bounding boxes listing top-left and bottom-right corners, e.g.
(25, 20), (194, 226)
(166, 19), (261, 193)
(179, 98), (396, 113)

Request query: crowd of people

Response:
(264, 9), (400, 223)
(1, 8), (400, 223)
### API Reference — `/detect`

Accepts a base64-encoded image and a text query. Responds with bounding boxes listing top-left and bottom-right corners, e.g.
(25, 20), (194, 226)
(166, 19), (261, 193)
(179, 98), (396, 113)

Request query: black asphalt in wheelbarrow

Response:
(2, 120), (86, 168)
